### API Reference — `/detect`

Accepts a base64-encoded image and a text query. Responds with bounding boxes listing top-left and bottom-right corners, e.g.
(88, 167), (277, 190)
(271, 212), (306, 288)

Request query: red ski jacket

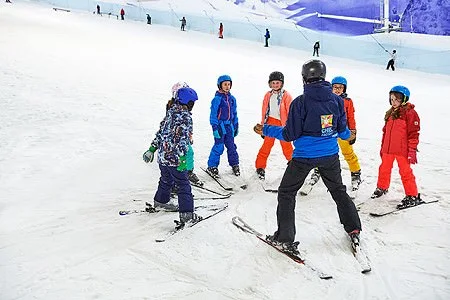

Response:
(380, 103), (420, 157)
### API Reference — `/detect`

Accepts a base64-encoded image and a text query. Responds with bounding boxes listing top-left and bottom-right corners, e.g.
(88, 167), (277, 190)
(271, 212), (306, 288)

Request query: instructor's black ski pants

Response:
(274, 154), (362, 243)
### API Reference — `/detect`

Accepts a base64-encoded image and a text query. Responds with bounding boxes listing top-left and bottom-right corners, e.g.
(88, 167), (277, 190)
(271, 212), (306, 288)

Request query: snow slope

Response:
(0, 1), (449, 299)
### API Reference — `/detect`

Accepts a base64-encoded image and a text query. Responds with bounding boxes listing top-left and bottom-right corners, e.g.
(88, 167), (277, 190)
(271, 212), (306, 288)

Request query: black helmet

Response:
(268, 71), (284, 83)
(302, 59), (326, 83)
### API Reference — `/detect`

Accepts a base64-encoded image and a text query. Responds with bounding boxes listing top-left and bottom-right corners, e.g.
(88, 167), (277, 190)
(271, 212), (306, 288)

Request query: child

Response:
(303, 76), (362, 191)
(254, 71), (293, 179)
(142, 85), (201, 225)
(372, 85), (422, 209)
(143, 82), (203, 187)
(207, 75), (240, 177)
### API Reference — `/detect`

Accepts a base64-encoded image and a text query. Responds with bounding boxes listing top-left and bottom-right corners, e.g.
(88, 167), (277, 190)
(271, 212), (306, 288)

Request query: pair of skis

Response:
(232, 216), (371, 279)
(200, 167), (247, 191)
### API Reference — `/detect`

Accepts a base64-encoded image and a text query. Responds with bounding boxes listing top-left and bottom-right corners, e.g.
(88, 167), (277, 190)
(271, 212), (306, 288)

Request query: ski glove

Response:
(143, 146), (157, 163)
(213, 130), (221, 139)
(408, 148), (417, 164)
(253, 123), (263, 136)
(177, 155), (187, 171)
(348, 129), (357, 145)
(234, 124), (239, 137)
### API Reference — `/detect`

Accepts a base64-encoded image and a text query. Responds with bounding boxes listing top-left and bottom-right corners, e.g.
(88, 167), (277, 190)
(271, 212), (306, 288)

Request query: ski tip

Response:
(155, 239), (165, 243)
(118, 211), (128, 215)
(361, 268), (372, 274)
(320, 275), (333, 280)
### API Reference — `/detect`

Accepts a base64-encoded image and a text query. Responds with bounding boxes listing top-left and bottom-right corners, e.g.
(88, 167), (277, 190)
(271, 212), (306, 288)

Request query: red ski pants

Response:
(255, 117), (293, 169)
(377, 153), (418, 196)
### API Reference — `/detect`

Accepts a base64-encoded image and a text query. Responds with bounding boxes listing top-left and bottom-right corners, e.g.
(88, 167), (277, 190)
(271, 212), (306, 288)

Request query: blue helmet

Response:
(217, 74), (232, 89)
(390, 85), (410, 104)
(331, 76), (347, 92)
(176, 87), (198, 105)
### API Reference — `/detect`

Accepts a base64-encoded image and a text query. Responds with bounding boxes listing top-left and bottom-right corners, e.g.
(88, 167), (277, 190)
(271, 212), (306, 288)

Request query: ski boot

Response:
(371, 187), (388, 198)
(351, 170), (362, 191)
(256, 168), (265, 180)
(232, 165), (240, 176)
(188, 170), (204, 187)
(348, 229), (360, 252)
(266, 234), (300, 256)
(397, 194), (424, 209)
(175, 212), (203, 230)
(154, 200), (179, 212)
(206, 167), (219, 178)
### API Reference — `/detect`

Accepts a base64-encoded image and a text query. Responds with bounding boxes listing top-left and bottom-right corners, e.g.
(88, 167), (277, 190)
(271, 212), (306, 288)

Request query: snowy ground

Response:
(1, 1), (449, 299)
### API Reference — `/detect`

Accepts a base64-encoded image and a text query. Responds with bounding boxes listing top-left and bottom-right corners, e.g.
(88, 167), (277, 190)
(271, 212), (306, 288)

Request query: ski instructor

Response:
(254, 59), (362, 254)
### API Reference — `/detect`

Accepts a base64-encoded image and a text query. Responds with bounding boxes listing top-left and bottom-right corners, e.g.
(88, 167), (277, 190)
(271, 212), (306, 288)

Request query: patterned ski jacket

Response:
(153, 103), (193, 167)
(210, 90), (238, 135)
(260, 89), (293, 126)
(263, 81), (350, 158)
(380, 103), (420, 157)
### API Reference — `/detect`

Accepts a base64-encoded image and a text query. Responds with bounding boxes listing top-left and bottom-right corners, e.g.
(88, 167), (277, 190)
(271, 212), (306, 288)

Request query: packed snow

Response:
(1, 1), (449, 299)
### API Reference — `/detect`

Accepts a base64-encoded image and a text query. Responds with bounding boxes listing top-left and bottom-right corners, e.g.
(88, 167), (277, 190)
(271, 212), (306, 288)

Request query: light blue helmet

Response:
(331, 76), (347, 92)
(390, 85), (410, 104)
(176, 87), (198, 105)
(217, 74), (232, 89)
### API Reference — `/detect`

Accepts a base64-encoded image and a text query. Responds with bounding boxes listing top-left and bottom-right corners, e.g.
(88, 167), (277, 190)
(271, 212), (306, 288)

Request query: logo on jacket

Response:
(321, 114), (334, 136)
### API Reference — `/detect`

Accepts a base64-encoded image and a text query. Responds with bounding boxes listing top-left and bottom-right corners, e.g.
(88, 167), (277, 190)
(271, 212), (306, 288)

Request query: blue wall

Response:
(38, 0), (450, 75)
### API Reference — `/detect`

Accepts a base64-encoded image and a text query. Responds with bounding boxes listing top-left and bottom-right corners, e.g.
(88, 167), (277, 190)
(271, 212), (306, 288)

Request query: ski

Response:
(369, 200), (439, 217)
(231, 216), (333, 280)
(155, 203), (229, 242)
(260, 182), (278, 193)
(192, 183), (233, 197)
(351, 243), (372, 273)
(200, 167), (234, 191)
(119, 199), (229, 216)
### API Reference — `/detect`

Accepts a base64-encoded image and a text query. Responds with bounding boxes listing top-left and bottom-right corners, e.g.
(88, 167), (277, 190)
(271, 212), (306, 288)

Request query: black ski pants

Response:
(386, 59), (395, 71)
(274, 154), (362, 243)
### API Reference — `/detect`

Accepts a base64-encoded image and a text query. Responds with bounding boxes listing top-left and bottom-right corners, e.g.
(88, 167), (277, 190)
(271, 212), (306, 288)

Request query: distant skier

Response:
(120, 8), (125, 20)
(371, 85), (422, 209)
(206, 75), (241, 178)
(147, 14), (151, 25)
(254, 59), (362, 255)
(386, 49), (396, 71)
(142, 85), (202, 226)
(313, 41), (320, 56)
(218, 22), (224, 39)
(264, 29), (270, 47)
(180, 17), (187, 31)
(96, 4), (100, 15)
(254, 71), (293, 180)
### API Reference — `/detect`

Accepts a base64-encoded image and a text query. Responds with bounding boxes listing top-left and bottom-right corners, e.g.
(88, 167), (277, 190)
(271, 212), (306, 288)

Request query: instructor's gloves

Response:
(143, 146), (157, 163)
(177, 155), (187, 171)
(408, 148), (417, 164)
(348, 129), (357, 145)
(253, 123), (263, 136)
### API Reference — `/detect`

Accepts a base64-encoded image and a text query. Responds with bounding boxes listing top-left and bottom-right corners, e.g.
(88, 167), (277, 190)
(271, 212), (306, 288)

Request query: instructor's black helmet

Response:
(268, 71), (284, 83)
(302, 59), (326, 83)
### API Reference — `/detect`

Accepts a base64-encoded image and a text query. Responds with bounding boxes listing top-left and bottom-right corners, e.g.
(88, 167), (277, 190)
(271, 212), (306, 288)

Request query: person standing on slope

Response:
(143, 86), (202, 227)
(254, 71), (293, 180)
(254, 60), (362, 254)
(303, 76), (362, 193)
(206, 75), (240, 177)
(371, 85), (422, 209)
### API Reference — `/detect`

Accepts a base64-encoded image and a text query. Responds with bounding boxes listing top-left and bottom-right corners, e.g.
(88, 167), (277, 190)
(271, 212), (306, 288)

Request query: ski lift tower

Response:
(374, 0), (402, 33)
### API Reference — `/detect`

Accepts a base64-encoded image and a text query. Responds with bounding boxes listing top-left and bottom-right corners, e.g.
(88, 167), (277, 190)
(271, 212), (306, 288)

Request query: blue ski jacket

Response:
(263, 81), (350, 158)
(210, 90), (239, 135)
